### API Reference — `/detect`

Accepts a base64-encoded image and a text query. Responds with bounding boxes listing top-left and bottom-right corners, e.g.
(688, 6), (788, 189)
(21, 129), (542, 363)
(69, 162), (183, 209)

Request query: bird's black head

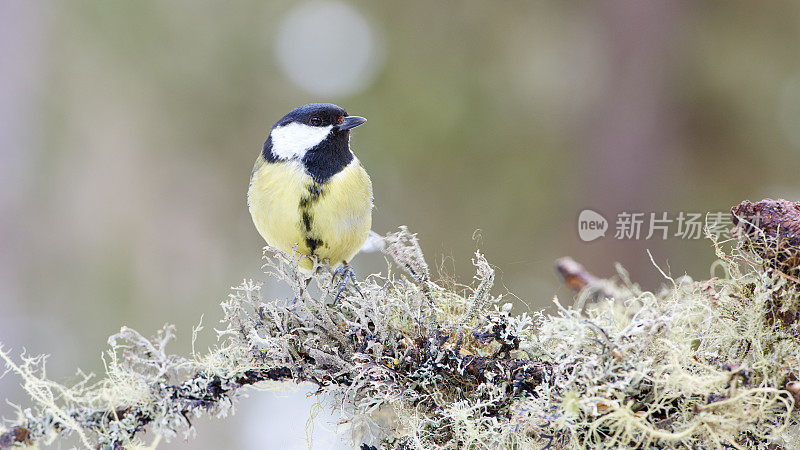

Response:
(274, 103), (343, 128)
(263, 103), (367, 182)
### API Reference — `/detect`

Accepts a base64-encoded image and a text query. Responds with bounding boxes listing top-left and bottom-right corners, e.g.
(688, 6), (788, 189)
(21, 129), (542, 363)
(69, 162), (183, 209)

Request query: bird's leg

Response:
(332, 263), (363, 302)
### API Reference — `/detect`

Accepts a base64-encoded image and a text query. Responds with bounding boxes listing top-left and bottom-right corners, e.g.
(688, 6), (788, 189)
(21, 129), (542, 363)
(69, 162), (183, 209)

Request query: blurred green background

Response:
(2, 1), (800, 448)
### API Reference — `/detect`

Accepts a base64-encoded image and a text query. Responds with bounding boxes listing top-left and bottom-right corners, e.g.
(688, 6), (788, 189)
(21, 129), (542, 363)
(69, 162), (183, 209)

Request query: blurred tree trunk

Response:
(0, 0), (48, 398)
(582, 0), (685, 281)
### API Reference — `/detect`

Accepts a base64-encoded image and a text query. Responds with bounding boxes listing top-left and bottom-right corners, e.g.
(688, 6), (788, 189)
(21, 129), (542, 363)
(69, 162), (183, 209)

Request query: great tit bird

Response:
(248, 103), (373, 290)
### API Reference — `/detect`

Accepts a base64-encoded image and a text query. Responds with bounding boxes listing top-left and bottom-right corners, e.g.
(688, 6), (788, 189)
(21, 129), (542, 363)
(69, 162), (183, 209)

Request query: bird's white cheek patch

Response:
(270, 123), (333, 160)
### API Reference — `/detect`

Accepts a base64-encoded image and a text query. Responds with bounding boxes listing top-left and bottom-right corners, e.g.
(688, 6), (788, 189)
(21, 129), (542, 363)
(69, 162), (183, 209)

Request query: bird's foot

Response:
(332, 264), (363, 303)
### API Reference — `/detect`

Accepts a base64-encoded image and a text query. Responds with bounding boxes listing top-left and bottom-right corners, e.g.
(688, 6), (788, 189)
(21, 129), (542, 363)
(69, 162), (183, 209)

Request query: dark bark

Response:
(732, 198), (800, 271)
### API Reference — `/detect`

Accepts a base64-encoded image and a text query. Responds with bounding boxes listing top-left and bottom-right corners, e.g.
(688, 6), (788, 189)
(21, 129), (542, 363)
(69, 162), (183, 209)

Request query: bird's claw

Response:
(333, 265), (363, 302)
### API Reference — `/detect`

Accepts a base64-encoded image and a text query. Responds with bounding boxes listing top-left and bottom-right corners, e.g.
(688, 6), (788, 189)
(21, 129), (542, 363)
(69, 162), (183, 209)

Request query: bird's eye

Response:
(309, 117), (322, 126)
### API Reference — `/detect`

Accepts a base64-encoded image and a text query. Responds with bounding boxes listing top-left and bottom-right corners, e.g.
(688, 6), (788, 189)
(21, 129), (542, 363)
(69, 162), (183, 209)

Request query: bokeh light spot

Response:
(276, 1), (383, 96)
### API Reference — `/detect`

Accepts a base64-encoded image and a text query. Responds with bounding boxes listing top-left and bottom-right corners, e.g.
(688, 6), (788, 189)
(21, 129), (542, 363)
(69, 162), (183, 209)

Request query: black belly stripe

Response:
(305, 237), (322, 254)
(299, 183), (325, 256)
(299, 184), (324, 208)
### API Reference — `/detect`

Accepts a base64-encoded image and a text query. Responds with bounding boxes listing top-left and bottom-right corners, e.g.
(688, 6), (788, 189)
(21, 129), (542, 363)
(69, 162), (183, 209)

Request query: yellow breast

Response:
(247, 156), (373, 271)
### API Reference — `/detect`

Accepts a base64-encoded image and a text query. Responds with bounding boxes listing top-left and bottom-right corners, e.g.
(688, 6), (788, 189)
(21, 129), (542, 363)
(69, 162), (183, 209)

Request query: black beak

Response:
(336, 115), (367, 131)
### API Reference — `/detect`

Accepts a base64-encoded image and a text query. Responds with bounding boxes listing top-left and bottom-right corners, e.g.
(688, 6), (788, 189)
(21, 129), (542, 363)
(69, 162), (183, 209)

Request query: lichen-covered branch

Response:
(2, 201), (800, 448)
(732, 198), (800, 330)
(732, 198), (800, 274)
(0, 227), (546, 448)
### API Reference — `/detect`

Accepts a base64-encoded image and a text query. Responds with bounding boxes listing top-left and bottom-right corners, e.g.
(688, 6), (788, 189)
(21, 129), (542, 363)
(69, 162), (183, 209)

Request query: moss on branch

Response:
(1, 200), (800, 449)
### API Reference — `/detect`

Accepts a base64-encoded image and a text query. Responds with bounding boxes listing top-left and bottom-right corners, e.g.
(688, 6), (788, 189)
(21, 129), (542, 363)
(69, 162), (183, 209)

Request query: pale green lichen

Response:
(0, 226), (798, 449)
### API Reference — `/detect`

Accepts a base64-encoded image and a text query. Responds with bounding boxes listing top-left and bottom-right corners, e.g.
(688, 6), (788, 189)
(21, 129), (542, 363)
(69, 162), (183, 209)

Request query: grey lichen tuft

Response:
(1, 216), (800, 448)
